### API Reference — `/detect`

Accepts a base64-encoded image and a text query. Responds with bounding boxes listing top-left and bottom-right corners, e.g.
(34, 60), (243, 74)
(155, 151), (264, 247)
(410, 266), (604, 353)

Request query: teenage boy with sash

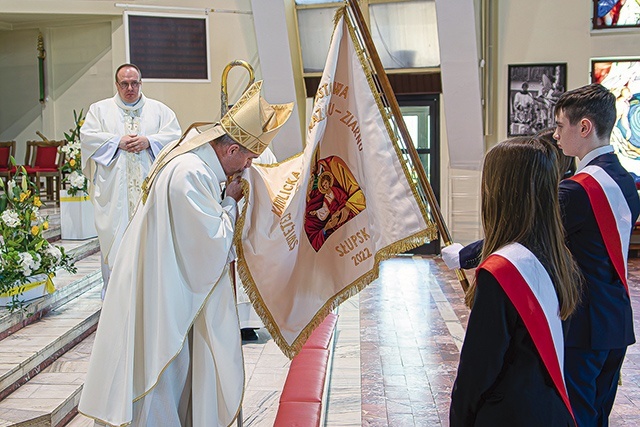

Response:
(450, 137), (581, 426)
(554, 83), (640, 426)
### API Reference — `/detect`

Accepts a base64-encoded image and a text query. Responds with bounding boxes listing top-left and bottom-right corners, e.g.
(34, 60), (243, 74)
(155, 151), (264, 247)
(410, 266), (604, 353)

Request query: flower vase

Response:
(0, 273), (56, 306)
(60, 190), (97, 240)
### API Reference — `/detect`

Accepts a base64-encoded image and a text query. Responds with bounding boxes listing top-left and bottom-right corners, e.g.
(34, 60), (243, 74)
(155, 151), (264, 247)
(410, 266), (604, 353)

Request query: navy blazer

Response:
(450, 269), (574, 427)
(560, 152), (640, 349)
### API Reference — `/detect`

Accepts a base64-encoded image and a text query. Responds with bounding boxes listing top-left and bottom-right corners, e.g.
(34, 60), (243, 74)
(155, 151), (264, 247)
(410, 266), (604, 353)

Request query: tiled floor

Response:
(356, 256), (464, 426)
(336, 255), (640, 426)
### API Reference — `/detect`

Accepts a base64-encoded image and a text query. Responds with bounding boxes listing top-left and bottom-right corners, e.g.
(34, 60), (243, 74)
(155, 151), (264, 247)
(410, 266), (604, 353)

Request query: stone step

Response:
(0, 253), (102, 341)
(0, 208), (104, 426)
(43, 226), (61, 244)
(38, 205), (99, 264)
(0, 332), (95, 427)
(56, 239), (100, 266)
(62, 414), (92, 427)
(0, 285), (101, 402)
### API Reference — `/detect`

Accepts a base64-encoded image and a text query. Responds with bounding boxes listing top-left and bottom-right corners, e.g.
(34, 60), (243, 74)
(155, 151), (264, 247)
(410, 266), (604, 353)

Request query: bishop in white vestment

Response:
(78, 80), (293, 426)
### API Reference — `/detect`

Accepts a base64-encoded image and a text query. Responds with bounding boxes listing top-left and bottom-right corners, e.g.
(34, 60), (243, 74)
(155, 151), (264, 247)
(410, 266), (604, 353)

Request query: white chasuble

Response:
(78, 142), (243, 427)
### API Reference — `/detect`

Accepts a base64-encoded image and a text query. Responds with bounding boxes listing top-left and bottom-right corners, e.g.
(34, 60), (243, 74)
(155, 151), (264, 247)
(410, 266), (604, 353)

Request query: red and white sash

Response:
(569, 165), (632, 293)
(478, 243), (575, 424)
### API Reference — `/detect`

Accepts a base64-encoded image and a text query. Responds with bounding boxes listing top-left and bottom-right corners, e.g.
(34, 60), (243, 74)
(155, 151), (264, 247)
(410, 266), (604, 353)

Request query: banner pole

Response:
(346, 0), (470, 292)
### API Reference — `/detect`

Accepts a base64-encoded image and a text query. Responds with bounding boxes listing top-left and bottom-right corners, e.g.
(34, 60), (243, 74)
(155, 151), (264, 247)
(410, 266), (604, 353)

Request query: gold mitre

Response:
(219, 80), (294, 155)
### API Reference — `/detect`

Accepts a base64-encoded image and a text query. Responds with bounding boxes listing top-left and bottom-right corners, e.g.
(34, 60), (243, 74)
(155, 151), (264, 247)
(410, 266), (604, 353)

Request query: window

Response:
(295, 0), (439, 74)
(125, 12), (210, 81)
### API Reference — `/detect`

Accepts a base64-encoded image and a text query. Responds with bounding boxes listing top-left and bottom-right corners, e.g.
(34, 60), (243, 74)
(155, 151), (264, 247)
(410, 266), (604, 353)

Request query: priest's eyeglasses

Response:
(118, 81), (141, 90)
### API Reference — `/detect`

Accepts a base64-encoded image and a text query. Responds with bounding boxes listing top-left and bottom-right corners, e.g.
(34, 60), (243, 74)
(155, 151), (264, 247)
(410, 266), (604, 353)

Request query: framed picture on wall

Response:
(591, 58), (640, 176)
(124, 11), (210, 82)
(592, 1), (640, 30)
(507, 63), (567, 136)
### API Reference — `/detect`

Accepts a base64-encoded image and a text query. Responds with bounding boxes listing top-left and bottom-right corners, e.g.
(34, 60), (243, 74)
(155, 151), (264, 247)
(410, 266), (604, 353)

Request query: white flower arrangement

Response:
(1, 210), (20, 227)
(0, 166), (76, 311)
(60, 110), (89, 197)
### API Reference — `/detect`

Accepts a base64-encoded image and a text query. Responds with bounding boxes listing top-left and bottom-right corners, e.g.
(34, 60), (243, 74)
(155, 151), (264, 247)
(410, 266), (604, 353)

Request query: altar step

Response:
(0, 295), (99, 427)
(0, 240), (101, 342)
(0, 230), (103, 426)
(42, 223), (61, 243)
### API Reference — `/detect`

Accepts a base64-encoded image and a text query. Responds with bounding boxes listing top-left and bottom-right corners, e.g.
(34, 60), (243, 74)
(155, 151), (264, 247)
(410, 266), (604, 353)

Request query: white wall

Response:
(439, 98), (482, 245)
(0, 27), (42, 162)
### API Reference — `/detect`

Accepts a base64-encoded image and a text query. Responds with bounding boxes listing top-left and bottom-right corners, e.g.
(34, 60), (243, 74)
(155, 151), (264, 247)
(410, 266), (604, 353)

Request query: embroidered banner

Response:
(236, 8), (437, 358)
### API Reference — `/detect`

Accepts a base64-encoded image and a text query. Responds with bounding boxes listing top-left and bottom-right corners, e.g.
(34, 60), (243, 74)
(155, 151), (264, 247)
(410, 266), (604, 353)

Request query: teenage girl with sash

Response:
(450, 136), (581, 426)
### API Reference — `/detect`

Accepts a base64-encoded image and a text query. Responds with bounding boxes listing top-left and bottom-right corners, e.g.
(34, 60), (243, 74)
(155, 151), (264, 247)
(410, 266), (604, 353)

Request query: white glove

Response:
(441, 243), (464, 270)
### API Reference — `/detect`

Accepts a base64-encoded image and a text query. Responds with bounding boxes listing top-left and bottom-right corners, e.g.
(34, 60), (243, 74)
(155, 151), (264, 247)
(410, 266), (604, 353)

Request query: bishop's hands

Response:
(119, 134), (150, 154)
(225, 174), (244, 202)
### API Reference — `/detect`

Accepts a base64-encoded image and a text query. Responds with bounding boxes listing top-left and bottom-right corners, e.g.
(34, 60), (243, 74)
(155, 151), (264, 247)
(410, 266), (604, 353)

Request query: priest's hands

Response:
(119, 135), (150, 153)
(225, 175), (244, 202)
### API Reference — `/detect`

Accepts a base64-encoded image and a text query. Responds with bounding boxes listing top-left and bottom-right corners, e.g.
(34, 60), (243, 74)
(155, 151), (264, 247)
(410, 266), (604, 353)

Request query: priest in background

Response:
(80, 63), (181, 297)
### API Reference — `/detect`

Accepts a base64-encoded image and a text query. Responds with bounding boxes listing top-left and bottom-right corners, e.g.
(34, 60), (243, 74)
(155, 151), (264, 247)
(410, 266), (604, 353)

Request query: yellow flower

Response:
(31, 225), (40, 236)
(33, 196), (42, 207)
(43, 221), (49, 230)
(78, 119), (85, 127)
(31, 212), (37, 221)
(69, 159), (76, 167)
(19, 190), (31, 202)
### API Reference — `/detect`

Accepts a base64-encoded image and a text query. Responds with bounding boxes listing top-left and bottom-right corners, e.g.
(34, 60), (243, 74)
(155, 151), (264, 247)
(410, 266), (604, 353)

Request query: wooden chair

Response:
(0, 141), (16, 185)
(23, 140), (66, 205)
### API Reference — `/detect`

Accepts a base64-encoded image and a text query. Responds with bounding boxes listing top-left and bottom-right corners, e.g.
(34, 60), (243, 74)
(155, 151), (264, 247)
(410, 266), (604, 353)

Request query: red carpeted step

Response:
(303, 313), (338, 350)
(274, 313), (338, 427)
(279, 348), (329, 403)
(274, 401), (321, 426)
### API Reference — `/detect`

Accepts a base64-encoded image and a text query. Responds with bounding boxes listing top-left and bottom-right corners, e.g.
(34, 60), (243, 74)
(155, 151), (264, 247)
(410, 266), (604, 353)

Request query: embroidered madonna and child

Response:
(304, 154), (366, 252)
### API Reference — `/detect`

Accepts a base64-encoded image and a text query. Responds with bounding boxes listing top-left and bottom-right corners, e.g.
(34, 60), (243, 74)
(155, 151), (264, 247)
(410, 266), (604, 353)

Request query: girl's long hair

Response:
(464, 136), (581, 319)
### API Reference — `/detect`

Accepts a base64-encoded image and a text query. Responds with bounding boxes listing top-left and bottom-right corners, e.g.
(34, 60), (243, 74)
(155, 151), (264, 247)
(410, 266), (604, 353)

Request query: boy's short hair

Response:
(555, 83), (616, 140)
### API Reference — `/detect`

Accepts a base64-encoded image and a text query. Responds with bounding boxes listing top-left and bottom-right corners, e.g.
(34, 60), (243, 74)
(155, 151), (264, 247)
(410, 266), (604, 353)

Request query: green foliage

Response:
(0, 163), (76, 311)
